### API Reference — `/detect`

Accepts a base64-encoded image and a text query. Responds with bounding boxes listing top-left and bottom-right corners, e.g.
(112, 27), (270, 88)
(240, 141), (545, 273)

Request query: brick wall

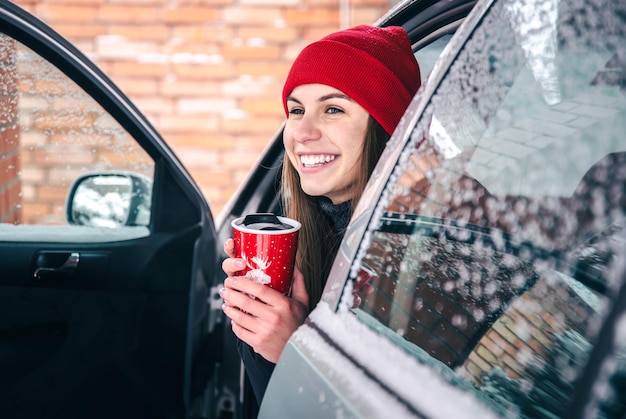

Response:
(12, 0), (398, 220)
(0, 36), (21, 224)
(14, 43), (154, 225)
(461, 279), (592, 382)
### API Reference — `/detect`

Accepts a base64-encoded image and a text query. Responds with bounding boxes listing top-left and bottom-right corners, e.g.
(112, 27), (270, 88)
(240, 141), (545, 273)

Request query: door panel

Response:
(0, 223), (208, 418)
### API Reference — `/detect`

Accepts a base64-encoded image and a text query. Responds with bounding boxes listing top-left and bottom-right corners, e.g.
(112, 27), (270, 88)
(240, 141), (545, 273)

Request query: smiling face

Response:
(283, 84), (370, 205)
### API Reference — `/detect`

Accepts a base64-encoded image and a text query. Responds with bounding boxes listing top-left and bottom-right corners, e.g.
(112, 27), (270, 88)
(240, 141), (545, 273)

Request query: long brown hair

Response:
(282, 116), (390, 309)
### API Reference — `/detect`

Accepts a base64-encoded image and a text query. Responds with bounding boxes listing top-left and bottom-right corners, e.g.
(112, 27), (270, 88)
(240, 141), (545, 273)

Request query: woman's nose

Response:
(292, 114), (321, 143)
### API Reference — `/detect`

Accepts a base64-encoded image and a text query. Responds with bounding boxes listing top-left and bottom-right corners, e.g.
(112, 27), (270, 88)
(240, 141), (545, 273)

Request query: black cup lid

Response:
(242, 213), (281, 225)
(242, 213), (292, 230)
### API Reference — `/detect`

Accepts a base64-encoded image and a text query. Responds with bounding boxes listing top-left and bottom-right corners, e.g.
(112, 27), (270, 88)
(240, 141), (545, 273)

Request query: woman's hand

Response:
(221, 238), (309, 363)
(222, 238), (245, 277)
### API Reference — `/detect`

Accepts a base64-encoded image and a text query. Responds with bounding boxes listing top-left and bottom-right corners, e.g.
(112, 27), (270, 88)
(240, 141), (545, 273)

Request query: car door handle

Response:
(33, 252), (80, 279)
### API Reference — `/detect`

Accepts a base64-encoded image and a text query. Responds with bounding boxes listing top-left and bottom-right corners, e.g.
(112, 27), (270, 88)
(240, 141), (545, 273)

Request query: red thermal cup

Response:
(231, 213), (301, 295)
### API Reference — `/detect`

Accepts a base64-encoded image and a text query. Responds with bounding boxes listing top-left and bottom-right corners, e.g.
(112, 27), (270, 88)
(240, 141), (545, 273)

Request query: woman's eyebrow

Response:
(286, 93), (353, 104)
(318, 93), (353, 102)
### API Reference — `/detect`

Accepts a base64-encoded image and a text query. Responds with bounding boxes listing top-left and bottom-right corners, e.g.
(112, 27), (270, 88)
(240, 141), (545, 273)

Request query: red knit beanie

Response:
(282, 25), (421, 136)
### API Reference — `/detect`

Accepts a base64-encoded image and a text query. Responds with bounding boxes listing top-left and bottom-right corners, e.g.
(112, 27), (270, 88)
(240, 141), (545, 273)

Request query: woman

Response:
(220, 24), (421, 404)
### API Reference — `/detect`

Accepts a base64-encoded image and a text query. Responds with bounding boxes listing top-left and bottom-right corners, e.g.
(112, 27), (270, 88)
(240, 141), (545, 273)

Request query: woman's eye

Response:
(326, 106), (343, 114)
(288, 108), (304, 115)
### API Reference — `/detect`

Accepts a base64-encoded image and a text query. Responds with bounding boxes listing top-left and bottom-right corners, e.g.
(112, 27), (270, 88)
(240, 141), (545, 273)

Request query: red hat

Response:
(282, 25), (421, 136)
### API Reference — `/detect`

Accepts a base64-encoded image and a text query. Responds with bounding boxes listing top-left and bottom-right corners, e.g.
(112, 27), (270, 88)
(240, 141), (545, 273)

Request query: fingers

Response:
(222, 258), (245, 277)
(222, 275), (282, 311)
(223, 238), (236, 258)
(223, 300), (259, 334)
(220, 269), (310, 363)
(222, 238), (246, 277)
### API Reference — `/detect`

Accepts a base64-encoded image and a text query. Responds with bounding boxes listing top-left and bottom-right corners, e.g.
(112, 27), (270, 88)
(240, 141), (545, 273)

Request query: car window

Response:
(344, 0), (626, 416)
(414, 34), (454, 83)
(0, 33), (154, 242)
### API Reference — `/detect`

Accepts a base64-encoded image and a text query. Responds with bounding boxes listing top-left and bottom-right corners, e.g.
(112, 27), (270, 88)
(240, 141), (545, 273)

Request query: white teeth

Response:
(300, 154), (336, 167)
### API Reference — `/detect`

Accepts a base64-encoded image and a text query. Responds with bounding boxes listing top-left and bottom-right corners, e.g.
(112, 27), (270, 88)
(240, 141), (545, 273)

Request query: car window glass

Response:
(414, 34), (453, 83)
(344, 0), (626, 416)
(0, 34), (154, 241)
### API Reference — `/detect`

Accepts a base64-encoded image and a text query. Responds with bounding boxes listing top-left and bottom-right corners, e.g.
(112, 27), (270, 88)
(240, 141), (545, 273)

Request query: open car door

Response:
(0, 3), (225, 418)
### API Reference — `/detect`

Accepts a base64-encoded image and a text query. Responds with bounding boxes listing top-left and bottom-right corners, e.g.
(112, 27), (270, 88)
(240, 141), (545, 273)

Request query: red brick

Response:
(222, 7), (283, 25)
(221, 78), (282, 98)
(36, 185), (70, 201)
(108, 0), (166, 4)
(160, 79), (220, 97)
(109, 25), (170, 41)
(240, 0), (299, 5)
(285, 8), (340, 25)
(12, 0), (37, 10)
(20, 202), (51, 223)
(0, 154), (20, 179)
(45, 0), (106, 4)
(222, 45), (281, 60)
(167, 42), (221, 55)
(0, 38), (16, 62)
(177, 98), (237, 114)
(162, 8), (220, 24)
(238, 27), (299, 43)
(240, 98), (283, 116)
(179, 0), (231, 4)
(97, 6), (159, 23)
(0, 95), (18, 126)
(54, 23), (107, 39)
(110, 61), (170, 77)
(301, 26), (340, 41)
(190, 169), (234, 187)
(236, 61), (291, 78)
(221, 149), (262, 169)
(30, 148), (95, 166)
(157, 114), (220, 134)
(115, 78), (159, 96)
(167, 133), (234, 149)
(221, 115), (283, 134)
(172, 63), (236, 79)
(303, 0), (339, 4)
(32, 112), (96, 131)
(350, 0), (389, 5)
(133, 97), (176, 115)
(351, 7), (390, 25)
(171, 25), (234, 43)
(36, 5), (98, 23)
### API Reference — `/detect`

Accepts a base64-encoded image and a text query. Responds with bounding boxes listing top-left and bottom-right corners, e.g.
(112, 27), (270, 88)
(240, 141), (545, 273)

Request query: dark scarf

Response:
(317, 197), (352, 234)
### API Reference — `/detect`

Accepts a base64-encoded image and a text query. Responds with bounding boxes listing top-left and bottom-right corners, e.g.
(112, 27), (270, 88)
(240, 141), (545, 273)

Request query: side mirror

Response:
(65, 172), (152, 227)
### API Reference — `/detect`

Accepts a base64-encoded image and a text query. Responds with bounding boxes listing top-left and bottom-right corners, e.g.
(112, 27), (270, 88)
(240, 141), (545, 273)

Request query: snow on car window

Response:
(0, 34), (153, 236)
(338, 0), (626, 416)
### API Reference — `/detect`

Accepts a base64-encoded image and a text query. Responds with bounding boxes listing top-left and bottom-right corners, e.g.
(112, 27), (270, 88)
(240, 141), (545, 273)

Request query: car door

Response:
(0, 3), (224, 418)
